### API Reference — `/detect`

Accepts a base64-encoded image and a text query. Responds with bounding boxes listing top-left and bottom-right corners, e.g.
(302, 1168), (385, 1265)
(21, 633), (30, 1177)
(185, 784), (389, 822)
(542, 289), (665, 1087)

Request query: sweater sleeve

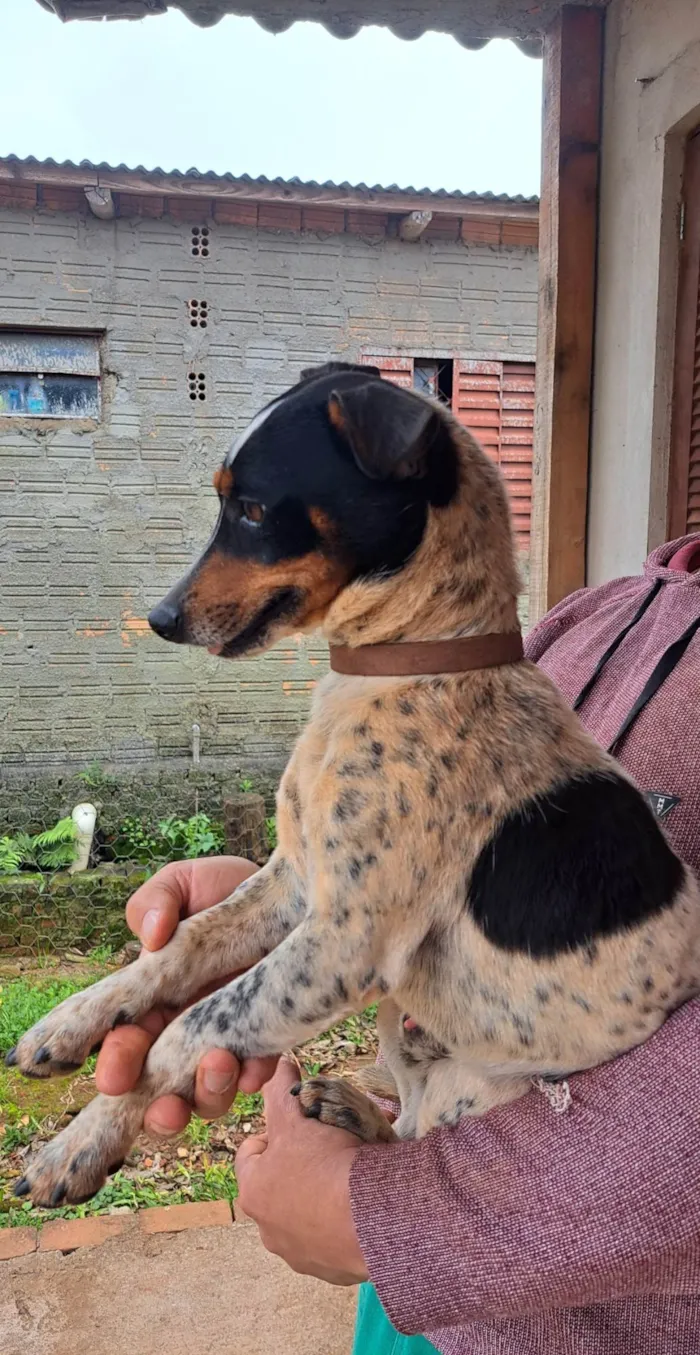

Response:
(349, 999), (700, 1334)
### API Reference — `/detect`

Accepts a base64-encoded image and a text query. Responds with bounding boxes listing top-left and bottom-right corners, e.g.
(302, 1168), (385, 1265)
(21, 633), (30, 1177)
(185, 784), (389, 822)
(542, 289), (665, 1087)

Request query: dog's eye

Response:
(241, 500), (265, 525)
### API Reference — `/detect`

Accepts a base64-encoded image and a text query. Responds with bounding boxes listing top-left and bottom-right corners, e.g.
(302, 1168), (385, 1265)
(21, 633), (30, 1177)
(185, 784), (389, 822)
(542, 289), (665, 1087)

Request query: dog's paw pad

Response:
(294, 1075), (395, 1144)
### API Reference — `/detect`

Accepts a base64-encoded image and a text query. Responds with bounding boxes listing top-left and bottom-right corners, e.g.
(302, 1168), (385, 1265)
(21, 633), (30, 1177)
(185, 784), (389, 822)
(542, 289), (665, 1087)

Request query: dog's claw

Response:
(5, 1047), (17, 1067)
(13, 1178), (30, 1198)
(289, 1082), (301, 1097)
(50, 1184), (67, 1207)
(35, 1046), (51, 1065)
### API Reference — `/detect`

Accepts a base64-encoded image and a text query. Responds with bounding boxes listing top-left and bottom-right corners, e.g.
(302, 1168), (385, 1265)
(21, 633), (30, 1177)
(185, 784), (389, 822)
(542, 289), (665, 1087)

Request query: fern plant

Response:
(0, 836), (22, 875)
(31, 817), (79, 870)
(0, 817), (78, 874)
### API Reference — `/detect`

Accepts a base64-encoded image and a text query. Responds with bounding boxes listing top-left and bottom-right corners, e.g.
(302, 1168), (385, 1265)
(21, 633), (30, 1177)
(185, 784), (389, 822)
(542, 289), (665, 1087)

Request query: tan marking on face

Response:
(327, 395), (345, 432)
(185, 547), (350, 647)
(213, 465), (235, 498)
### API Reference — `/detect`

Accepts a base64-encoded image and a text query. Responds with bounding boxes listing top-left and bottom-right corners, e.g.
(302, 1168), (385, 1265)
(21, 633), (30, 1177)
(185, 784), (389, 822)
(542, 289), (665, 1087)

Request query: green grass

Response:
(0, 969), (379, 1229)
(1, 1164), (238, 1228)
(0, 976), (103, 1057)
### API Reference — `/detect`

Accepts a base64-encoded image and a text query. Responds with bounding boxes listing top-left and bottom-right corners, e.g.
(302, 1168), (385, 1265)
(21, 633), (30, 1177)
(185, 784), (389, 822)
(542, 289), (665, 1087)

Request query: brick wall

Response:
(0, 202), (537, 775)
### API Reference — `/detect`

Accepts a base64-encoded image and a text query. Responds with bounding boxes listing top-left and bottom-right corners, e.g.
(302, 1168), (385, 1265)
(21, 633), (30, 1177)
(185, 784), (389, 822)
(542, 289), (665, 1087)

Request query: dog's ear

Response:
(301, 361), (381, 383)
(328, 380), (440, 482)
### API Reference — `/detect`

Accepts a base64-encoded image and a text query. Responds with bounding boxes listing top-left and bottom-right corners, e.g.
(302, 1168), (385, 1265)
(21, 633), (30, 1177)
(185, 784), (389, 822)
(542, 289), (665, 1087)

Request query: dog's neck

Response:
(322, 427), (522, 648)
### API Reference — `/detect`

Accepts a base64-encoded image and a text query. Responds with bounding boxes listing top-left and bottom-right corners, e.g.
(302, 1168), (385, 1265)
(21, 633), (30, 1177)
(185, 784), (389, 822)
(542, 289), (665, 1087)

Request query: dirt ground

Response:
(1, 1215), (359, 1355)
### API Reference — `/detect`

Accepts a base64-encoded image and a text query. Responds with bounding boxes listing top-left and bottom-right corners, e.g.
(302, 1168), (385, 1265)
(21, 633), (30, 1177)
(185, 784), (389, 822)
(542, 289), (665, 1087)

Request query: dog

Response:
(8, 362), (700, 1207)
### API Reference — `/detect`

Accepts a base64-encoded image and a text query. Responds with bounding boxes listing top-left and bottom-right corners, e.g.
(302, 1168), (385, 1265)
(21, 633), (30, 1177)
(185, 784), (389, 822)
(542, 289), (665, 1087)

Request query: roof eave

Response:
(0, 157), (539, 218)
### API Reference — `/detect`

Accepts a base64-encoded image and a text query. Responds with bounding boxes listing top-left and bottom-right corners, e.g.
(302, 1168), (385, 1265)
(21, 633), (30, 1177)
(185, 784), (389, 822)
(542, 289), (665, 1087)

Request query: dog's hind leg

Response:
(352, 1065), (401, 1102)
(416, 1057), (529, 1135)
(293, 1076), (397, 1143)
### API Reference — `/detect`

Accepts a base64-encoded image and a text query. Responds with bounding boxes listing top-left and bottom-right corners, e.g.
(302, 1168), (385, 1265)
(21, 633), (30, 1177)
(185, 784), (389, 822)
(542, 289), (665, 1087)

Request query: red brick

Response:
(0, 1227), (37, 1260)
(39, 1215), (129, 1253)
(213, 199), (257, 226)
(0, 182), (37, 210)
(346, 210), (388, 238)
(461, 217), (502, 245)
(501, 218), (539, 247)
(41, 186), (84, 213)
(302, 207), (346, 234)
(214, 199), (258, 227)
(167, 196), (212, 224)
(423, 214), (460, 242)
(140, 1200), (232, 1235)
(258, 203), (302, 232)
(118, 192), (164, 218)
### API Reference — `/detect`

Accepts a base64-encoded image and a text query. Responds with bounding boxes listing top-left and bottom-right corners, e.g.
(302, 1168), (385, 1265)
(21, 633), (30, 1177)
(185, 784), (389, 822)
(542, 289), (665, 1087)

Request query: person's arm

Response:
(349, 998), (700, 1332)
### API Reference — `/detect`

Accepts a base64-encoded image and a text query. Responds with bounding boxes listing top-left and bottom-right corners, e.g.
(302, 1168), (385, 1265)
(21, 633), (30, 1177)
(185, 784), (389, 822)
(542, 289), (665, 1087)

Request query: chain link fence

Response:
(0, 767), (275, 959)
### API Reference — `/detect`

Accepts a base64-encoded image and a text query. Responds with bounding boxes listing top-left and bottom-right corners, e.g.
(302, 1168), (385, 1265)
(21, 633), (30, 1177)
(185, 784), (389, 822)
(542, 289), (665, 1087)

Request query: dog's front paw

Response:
(291, 1075), (396, 1144)
(12, 1094), (138, 1207)
(6, 981), (134, 1080)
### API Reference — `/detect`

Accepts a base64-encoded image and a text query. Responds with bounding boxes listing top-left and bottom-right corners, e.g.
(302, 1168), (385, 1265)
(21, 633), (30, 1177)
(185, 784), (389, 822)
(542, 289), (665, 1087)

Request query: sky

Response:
(2, 0), (542, 195)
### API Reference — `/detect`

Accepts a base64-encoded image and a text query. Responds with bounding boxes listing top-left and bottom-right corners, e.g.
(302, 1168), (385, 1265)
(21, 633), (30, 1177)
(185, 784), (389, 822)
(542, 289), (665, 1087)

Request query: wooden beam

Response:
(0, 159), (539, 223)
(667, 130), (700, 539)
(528, 5), (604, 623)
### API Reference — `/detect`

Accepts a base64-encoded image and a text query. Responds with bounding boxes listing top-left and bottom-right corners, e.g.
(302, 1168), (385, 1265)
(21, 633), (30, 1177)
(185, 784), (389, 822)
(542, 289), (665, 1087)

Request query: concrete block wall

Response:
(0, 203), (537, 774)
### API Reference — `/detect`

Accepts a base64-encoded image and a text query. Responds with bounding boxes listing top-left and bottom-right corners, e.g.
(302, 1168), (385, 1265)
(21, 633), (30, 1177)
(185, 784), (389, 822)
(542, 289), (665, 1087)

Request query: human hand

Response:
(235, 1057), (369, 1286)
(95, 857), (279, 1132)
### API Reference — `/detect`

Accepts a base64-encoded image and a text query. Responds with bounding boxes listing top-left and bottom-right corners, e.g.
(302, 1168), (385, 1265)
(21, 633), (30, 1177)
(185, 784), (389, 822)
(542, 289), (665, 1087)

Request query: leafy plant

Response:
(111, 816), (160, 866)
(0, 817), (78, 875)
(112, 813), (224, 866)
(1, 1113), (42, 1153)
(265, 817), (278, 852)
(30, 817), (79, 870)
(158, 813), (225, 860)
(0, 837), (22, 875)
(76, 760), (117, 791)
(183, 1116), (212, 1148)
(239, 777), (254, 793)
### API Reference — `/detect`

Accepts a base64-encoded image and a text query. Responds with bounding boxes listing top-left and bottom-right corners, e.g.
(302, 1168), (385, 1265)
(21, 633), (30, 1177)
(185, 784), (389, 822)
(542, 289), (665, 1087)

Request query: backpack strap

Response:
(607, 613), (700, 755)
(572, 578), (663, 713)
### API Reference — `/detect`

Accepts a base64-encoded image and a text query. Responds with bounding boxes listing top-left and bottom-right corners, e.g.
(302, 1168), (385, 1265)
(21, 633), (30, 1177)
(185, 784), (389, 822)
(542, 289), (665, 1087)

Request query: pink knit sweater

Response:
(349, 535), (700, 1353)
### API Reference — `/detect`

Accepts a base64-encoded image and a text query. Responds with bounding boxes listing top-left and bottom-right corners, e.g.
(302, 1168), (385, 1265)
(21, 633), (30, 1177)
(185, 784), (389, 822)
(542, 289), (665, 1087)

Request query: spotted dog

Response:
(9, 363), (700, 1206)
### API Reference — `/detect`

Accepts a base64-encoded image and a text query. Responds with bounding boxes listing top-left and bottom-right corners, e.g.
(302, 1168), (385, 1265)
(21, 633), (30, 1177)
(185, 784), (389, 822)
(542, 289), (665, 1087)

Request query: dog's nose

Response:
(148, 601), (182, 642)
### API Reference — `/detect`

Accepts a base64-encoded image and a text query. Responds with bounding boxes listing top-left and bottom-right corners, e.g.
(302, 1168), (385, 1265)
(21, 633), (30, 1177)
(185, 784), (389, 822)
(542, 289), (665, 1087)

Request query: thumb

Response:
(234, 1130), (268, 1182)
(260, 1055), (304, 1134)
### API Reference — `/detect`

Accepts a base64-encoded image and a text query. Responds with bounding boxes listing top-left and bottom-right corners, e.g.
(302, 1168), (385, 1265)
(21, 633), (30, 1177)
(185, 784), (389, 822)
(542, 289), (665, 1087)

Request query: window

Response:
(360, 353), (535, 551)
(0, 331), (100, 419)
(413, 358), (453, 405)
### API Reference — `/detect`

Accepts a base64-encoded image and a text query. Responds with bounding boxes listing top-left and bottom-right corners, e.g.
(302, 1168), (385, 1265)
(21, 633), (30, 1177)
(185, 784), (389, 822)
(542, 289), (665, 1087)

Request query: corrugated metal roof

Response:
(1, 155), (539, 205)
(35, 0), (594, 50)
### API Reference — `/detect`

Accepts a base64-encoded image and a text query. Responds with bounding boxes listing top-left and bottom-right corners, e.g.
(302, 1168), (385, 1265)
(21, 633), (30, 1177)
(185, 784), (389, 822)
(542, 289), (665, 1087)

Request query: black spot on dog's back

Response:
(467, 773), (685, 957)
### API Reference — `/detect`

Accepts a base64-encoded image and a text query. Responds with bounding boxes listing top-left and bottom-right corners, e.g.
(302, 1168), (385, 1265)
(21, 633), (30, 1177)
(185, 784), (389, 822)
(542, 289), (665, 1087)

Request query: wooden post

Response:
(222, 793), (268, 864)
(529, 5), (604, 624)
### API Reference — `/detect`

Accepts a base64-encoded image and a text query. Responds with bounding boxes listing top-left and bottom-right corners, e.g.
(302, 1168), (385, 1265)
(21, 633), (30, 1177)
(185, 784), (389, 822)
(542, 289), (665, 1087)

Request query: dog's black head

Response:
(148, 362), (458, 657)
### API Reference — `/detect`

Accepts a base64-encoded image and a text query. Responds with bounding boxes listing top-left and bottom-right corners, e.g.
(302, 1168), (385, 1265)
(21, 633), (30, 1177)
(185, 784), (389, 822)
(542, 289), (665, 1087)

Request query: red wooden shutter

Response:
(452, 358), (535, 552)
(669, 129), (700, 536)
(360, 355), (414, 388)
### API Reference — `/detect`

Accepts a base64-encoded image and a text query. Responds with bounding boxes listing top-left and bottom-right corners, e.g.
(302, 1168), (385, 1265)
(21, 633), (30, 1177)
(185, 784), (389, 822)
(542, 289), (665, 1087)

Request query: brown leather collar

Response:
(329, 632), (524, 677)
